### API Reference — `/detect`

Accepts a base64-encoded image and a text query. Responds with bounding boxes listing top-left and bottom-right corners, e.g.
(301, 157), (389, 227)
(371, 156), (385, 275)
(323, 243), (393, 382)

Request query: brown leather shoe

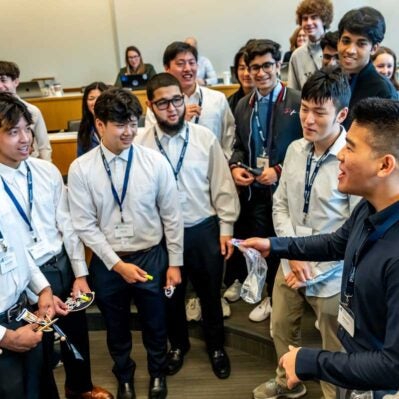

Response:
(65, 385), (114, 399)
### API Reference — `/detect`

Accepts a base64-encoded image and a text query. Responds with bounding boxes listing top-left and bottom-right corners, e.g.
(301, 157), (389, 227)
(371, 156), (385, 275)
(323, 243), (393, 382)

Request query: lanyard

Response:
(302, 145), (331, 218)
(100, 145), (133, 223)
(0, 229), (6, 252)
(154, 126), (189, 181)
(1, 161), (36, 239)
(193, 88), (203, 124)
(91, 126), (100, 145)
(307, 44), (320, 71)
(254, 88), (274, 154)
(349, 74), (358, 93)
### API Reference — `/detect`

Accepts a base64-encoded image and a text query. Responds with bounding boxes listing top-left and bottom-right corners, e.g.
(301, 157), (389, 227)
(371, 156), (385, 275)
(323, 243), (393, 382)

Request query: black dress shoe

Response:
(148, 376), (167, 399)
(209, 349), (231, 379)
(117, 382), (136, 399)
(166, 348), (185, 375)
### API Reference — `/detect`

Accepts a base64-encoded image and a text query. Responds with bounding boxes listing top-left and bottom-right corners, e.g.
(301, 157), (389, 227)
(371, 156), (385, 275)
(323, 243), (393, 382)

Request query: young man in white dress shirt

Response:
(68, 88), (184, 399)
(252, 68), (359, 399)
(0, 61), (52, 161)
(0, 93), (112, 399)
(136, 73), (239, 379)
(145, 42), (235, 159)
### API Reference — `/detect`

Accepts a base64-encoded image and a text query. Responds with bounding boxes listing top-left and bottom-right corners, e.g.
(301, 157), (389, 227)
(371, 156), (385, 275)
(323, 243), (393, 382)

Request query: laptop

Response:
(120, 74), (149, 90)
(17, 81), (43, 99)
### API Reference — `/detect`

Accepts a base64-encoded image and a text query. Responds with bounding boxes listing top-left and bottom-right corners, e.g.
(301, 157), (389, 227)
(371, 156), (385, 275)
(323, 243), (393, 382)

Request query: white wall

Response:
(1, 0), (398, 87)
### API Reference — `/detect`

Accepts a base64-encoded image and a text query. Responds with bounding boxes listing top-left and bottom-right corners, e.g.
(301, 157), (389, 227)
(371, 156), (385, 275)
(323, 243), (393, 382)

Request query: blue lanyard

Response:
(1, 161), (36, 239)
(91, 126), (100, 145)
(254, 88), (274, 153)
(100, 145), (133, 223)
(303, 146), (331, 218)
(193, 88), (203, 124)
(154, 126), (189, 181)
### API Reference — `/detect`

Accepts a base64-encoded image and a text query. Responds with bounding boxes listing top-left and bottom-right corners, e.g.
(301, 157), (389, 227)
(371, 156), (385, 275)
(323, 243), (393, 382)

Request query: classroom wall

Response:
(1, 0), (398, 87)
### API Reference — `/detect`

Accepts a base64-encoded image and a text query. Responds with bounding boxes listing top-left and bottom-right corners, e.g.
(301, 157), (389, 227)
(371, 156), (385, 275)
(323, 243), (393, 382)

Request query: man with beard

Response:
(136, 73), (239, 379)
(68, 88), (184, 399)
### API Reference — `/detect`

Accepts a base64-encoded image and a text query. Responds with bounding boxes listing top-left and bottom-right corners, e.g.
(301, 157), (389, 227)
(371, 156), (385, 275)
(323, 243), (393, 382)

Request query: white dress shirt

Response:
(68, 143), (184, 270)
(272, 128), (360, 297)
(0, 158), (87, 278)
(197, 55), (218, 85)
(145, 84), (235, 159)
(21, 99), (52, 161)
(136, 122), (240, 234)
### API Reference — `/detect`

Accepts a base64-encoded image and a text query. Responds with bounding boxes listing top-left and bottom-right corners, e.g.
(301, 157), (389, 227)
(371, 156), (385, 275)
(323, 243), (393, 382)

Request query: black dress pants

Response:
(89, 244), (168, 382)
(166, 216), (225, 352)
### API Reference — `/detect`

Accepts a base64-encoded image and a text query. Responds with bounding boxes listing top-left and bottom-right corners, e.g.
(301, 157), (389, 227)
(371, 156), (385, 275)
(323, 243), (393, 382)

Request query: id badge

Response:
(0, 250), (17, 274)
(338, 302), (355, 337)
(256, 155), (269, 169)
(178, 190), (187, 204)
(115, 223), (134, 239)
(296, 225), (312, 237)
(27, 239), (50, 262)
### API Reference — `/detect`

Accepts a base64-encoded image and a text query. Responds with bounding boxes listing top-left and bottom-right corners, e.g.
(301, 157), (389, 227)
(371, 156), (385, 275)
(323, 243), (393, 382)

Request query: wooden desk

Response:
(28, 84), (240, 132)
(50, 132), (78, 176)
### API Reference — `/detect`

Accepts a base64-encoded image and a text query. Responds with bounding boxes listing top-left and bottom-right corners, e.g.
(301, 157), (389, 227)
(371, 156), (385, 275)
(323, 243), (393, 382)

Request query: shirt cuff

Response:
(104, 251), (122, 271)
(168, 252), (183, 267)
(29, 274), (50, 296)
(70, 260), (89, 278)
(220, 222), (234, 236)
(0, 326), (6, 342)
(296, 347), (322, 381)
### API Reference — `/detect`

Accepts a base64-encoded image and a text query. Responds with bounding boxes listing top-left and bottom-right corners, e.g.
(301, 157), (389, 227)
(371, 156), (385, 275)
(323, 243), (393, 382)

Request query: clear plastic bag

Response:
(231, 239), (268, 304)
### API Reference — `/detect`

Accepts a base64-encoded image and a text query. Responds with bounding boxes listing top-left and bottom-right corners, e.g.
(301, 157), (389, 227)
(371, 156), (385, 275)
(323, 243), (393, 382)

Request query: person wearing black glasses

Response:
(136, 73), (239, 380)
(227, 39), (302, 323)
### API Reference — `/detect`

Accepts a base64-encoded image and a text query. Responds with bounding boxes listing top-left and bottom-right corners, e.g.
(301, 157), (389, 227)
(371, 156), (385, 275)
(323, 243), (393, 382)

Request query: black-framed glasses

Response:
(248, 62), (276, 74)
(152, 96), (184, 110)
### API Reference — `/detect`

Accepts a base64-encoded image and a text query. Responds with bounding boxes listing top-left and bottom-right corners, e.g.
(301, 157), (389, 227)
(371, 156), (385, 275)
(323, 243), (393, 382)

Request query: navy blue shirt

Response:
(270, 199), (399, 395)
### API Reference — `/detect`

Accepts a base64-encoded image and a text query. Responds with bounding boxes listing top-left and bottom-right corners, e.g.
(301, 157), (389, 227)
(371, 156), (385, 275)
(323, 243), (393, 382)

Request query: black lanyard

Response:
(193, 88), (203, 124)
(254, 88), (274, 154)
(154, 126), (189, 181)
(0, 229), (6, 252)
(1, 161), (36, 240)
(303, 146), (332, 218)
(100, 146), (133, 223)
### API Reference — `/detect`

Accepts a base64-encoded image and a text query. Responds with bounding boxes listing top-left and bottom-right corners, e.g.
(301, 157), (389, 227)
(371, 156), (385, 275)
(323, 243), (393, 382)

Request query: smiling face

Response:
(127, 50), (141, 70)
(337, 122), (382, 197)
(86, 89), (102, 116)
(0, 75), (18, 94)
(338, 30), (377, 74)
(301, 13), (324, 42)
(296, 29), (308, 47)
(248, 53), (280, 97)
(165, 51), (197, 95)
(373, 52), (395, 79)
(0, 116), (32, 168)
(237, 56), (254, 94)
(300, 98), (347, 153)
(96, 118), (138, 155)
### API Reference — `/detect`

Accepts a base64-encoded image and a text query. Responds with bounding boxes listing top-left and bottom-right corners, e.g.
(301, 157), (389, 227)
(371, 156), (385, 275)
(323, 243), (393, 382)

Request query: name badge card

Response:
(27, 239), (51, 262)
(338, 303), (355, 337)
(296, 225), (313, 236)
(178, 190), (187, 204)
(0, 250), (17, 274)
(256, 155), (269, 169)
(115, 223), (134, 239)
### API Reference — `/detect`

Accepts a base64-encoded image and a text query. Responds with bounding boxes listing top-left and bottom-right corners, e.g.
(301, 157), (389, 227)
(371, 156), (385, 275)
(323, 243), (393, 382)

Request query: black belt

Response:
(40, 247), (66, 268)
(116, 245), (155, 258)
(0, 293), (28, 324)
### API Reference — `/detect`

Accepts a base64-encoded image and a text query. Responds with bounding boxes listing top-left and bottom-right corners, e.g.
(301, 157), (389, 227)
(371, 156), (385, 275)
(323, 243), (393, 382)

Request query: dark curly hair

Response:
(296, 0), (333, 29)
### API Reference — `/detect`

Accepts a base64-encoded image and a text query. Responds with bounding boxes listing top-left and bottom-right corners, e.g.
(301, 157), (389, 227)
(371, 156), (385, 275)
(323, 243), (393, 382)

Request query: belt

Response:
(40, 247), (66, 268)
(116, 246), (154, 258)
(0, 293), (28, 324)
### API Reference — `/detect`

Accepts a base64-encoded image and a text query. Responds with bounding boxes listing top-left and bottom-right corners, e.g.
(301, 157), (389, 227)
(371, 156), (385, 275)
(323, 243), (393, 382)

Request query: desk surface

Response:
(28, 84), (239, 132)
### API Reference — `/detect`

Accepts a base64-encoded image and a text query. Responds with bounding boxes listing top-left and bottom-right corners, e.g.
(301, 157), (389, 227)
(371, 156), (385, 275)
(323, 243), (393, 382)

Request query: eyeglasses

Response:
(128, 55), (140, 60)
(248, 62), (276, 74)
(152, 96), (184, 110)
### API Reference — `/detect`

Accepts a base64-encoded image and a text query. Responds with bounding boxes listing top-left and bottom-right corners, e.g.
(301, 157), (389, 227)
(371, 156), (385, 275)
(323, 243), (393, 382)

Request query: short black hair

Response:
(0, 92), (32, 130)
(94, 88), (142, 124)
(352, 98), (399, 159)
(321, 31), (339, 51)
(338, 7), (385, 45)
(146, 73), (182, 101)
(244, 39), (281, 66)
(163, 42), (198, 67)
(0, 61), (20, 80)
(301, 67), (350, 111)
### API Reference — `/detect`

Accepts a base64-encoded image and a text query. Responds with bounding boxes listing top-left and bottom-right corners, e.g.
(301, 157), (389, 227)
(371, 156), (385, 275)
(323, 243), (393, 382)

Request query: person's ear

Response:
(336, 107), (349, 124)
(377, 154), (397, 178)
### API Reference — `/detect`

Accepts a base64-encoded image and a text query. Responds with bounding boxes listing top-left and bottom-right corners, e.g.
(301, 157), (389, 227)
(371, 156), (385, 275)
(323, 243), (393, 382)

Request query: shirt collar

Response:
(0, 160), (27, 183)
(155, 123), (188, 143)
(100, 142), (132, 163)
(256, 81), (282, 102)
(365, 200), (399, 237)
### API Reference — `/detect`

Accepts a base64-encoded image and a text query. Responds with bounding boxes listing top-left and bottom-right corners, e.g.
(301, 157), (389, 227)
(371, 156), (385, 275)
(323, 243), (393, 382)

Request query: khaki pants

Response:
(272, 265), (341, 399)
